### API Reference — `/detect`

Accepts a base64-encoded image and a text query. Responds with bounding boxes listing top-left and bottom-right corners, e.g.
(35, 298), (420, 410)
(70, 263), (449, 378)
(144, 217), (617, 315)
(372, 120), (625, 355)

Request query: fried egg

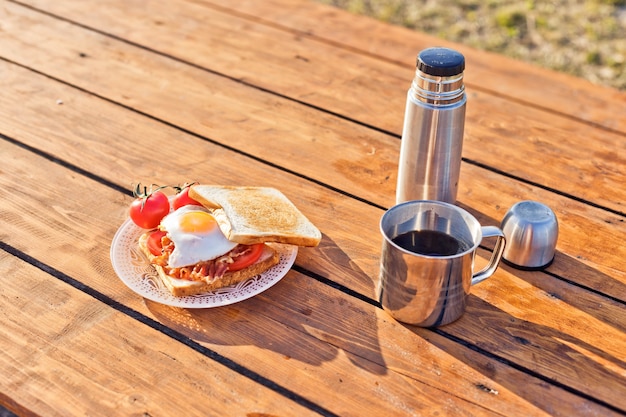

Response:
(160, 205), (238, 268)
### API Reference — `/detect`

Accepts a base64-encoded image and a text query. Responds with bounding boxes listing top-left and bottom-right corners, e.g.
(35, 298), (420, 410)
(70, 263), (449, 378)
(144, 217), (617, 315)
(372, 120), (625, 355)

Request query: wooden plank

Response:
(0, 140), (620, 417)
(0, 253), (320, 417)
(0, 65), (624, 413)
(201, 0), (626, 133)
(5, 0), (626, 218)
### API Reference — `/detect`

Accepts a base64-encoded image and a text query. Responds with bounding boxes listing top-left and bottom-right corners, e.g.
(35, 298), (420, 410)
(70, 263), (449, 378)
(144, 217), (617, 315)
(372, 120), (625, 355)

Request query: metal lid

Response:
(500, 201), (559, 269)
(417, 47), (465, 77)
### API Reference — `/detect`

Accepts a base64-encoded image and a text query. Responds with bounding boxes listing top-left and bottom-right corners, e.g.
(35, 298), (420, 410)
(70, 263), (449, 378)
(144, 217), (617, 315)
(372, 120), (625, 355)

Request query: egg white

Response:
(160, 205), (238, 268)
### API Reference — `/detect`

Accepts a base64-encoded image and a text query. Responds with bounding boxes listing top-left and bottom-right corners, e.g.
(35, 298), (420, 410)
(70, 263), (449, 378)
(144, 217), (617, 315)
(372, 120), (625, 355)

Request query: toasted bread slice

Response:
(188, 185), (321, 247)
(138, 233), (280, 297)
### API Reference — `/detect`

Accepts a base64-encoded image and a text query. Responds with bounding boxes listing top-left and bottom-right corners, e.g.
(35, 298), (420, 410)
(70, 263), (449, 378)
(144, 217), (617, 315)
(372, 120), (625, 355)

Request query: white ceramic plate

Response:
(110, 218), (298, 308)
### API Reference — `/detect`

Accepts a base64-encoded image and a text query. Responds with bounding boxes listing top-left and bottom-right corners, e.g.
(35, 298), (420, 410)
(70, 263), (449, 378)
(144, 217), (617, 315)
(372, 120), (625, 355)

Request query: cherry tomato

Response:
(228, 244), (264, 271)
(129, 187), (170, 229)
(147, 230), (167, 256)
(172, 185), (201, 210)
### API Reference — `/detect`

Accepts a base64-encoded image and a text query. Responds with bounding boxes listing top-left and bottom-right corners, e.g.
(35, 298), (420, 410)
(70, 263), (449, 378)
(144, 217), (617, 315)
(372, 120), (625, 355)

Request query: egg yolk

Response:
(179, 211), (217, 234)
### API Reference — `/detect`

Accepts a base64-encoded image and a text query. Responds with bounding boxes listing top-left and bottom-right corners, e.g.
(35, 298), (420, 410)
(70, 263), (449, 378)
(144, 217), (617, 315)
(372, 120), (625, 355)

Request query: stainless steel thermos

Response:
(396, 47), (467, 204)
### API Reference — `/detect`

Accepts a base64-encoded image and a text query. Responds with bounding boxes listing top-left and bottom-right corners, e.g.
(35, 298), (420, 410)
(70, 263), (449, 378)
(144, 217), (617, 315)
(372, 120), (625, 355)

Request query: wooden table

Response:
(1, 0), (625, 415)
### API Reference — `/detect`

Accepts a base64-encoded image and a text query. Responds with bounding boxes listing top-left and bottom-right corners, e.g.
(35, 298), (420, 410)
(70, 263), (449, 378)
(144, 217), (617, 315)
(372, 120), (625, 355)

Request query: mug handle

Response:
(471, 226), (506, 285)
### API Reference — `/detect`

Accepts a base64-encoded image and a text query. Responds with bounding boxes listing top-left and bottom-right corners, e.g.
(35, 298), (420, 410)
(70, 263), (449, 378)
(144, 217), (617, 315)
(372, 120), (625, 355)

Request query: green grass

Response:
(317, 0), (626, 90)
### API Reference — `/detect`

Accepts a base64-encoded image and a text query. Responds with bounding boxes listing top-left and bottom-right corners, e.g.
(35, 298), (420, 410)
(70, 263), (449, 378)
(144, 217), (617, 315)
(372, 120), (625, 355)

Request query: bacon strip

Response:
(154, 236), (251, 282)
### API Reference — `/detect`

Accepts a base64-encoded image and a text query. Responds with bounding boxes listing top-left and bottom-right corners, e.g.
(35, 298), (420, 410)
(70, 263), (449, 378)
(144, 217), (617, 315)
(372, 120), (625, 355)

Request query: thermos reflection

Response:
(396, 47), (467, 204)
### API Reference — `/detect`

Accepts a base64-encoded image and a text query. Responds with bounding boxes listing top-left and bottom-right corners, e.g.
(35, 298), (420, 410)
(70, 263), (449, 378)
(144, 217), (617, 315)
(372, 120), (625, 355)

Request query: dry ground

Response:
(317, 0), (626, 90)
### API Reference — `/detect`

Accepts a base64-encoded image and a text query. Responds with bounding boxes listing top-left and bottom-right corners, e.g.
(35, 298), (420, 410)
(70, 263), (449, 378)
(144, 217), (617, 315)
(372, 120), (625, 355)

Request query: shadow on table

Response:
(415, 278), (626, 414)
(145, 232), (388, 376)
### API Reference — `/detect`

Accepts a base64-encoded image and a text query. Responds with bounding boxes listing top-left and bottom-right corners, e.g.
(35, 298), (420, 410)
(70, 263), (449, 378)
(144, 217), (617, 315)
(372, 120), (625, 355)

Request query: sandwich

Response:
(138, 185), (321, 296)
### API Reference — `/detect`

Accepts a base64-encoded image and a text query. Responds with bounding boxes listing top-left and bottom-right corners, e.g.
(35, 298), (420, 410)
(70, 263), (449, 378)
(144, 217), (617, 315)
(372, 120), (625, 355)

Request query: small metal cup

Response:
(500, 201), (558, 269)
(378, 200), (506, 327)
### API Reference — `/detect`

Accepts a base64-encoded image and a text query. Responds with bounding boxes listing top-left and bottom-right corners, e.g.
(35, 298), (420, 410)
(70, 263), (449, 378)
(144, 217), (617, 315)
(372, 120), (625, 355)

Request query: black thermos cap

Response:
(417, 47), (465, 77)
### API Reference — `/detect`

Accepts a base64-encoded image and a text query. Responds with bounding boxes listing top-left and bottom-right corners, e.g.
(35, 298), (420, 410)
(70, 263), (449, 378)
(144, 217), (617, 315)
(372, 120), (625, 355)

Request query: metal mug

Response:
(377, 200), (506, 327)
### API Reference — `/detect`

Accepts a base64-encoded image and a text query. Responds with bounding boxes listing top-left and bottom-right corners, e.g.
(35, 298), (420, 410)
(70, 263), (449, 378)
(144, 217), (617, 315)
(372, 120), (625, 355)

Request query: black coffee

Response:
(392, 230), (468, 256)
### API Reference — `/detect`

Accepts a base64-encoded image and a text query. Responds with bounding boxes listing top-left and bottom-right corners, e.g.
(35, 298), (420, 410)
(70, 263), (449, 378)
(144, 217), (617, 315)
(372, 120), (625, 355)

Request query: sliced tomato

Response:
(227, 243), (264, 272)
(147, 230), (167, 256)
